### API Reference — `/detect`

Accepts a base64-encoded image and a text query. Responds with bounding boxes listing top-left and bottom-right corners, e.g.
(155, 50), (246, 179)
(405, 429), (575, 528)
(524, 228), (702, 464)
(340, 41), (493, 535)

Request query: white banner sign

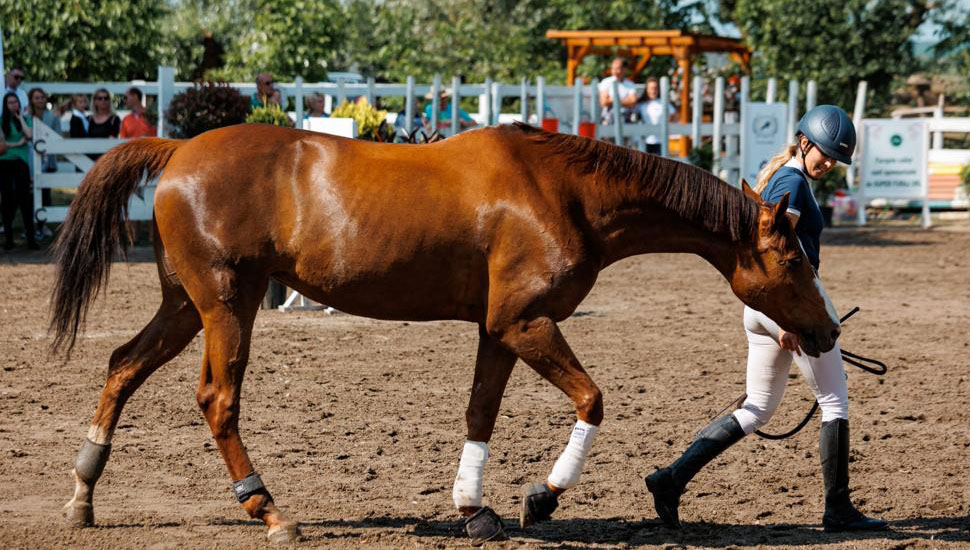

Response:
(859, 119), (927, 199)
(743, 102), (789, 184)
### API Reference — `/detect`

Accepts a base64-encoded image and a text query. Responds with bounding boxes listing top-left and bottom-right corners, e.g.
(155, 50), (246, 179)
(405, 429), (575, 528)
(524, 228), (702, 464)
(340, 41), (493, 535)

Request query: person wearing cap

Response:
(644, 105), (888, 533)
(423, 87), (476, 130)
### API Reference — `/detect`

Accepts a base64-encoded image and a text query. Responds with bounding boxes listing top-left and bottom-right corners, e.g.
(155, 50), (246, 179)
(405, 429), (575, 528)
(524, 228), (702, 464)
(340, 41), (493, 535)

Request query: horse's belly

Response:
(282, 249), (488, 322)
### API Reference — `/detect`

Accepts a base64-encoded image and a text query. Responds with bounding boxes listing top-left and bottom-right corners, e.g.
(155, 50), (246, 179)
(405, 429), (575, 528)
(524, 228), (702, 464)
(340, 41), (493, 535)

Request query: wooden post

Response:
(740, 76), (750, 183)
(850, 80), (867, 225)
(451, 76), (461, 135)
(295, 76), (304, 128)
(806, 80), (818, 111)
(405, 75), (415, 134)
(366, 76), (375, 105)
(786, 79), (798, 138)
(611, 79), (623, 144)
(156, 66), (175, 137)
(713, 76), (724, 177)
(536, 76), (545, 124)
(483, 77), (492, 125)
(589, 77), (600, 136)
(566, 46), (578, 86)
(491, 81), (501, 125)
(431, 74), (441, 130)
(573, 79), (582, 135)
(766, 77), (777, 103)
(520, 77), (529, 123)
(691, 75), (702, 151)
(660, 76), (670, 157)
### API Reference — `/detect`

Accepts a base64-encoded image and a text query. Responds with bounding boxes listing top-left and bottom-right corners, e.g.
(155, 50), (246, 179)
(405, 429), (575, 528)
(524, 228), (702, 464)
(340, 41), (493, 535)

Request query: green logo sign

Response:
(890, 134), (903, 147)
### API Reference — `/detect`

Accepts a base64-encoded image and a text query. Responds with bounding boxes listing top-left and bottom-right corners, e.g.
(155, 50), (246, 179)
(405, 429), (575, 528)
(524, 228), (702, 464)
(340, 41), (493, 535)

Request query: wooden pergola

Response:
(545, 30), (751, 124)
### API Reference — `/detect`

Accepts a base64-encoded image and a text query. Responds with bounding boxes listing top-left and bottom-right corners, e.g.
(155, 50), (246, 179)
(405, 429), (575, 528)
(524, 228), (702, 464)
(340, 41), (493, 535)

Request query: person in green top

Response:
(0, 92), (37, 250)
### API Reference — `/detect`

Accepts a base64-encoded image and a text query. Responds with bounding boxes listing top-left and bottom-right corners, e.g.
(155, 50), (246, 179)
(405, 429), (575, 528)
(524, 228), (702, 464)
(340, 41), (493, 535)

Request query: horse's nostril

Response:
(831, 328), (841, 340)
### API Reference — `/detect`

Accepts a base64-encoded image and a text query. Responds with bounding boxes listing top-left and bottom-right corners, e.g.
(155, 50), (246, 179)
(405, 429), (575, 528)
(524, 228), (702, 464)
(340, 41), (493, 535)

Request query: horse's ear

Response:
(773, 192), (791, 227)
(741, 179), (762, 203)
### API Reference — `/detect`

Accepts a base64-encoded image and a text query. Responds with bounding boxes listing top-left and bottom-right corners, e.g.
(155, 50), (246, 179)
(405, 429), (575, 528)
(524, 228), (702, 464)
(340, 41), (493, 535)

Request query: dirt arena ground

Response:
(1, 226), (968, 549)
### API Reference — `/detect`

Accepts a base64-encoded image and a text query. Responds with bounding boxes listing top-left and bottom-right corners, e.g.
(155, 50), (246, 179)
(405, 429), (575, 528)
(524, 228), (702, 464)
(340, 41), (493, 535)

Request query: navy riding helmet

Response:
(796, 105), (856, 165)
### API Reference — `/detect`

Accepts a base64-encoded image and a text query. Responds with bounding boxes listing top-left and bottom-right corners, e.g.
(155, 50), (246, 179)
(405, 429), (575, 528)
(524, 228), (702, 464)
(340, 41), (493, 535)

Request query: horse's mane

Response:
(510, 122), (759, 241)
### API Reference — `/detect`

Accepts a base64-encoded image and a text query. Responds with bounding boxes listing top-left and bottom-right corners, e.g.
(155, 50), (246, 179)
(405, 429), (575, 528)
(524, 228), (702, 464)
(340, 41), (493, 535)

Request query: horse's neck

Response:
(588, 198), (743, 280)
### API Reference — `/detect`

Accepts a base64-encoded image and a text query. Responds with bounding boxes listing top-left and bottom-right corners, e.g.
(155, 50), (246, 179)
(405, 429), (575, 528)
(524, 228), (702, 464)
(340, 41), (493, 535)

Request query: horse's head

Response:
(730, 181), (841, 357)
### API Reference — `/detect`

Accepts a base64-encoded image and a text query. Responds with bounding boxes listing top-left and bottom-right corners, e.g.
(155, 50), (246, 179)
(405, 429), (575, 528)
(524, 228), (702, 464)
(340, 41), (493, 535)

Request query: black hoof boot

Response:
(463, 506), (507, 545)
(520, 482), (559, 528)
(645, 468), (682, 529)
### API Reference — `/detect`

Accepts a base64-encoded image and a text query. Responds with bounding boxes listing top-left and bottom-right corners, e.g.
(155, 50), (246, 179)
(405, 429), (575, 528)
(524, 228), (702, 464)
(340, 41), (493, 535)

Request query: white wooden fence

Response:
(27, 66), (860, 224)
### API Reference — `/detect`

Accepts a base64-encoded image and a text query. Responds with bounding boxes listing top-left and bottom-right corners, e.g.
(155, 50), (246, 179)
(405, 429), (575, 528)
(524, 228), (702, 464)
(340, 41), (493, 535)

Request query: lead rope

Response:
(713, 307), (888, 440)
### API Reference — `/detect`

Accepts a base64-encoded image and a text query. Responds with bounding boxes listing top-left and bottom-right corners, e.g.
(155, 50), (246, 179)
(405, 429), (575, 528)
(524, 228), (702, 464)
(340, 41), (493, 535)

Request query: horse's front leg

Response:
(452, 325), (517, 544)
(488, 315), (603, 529)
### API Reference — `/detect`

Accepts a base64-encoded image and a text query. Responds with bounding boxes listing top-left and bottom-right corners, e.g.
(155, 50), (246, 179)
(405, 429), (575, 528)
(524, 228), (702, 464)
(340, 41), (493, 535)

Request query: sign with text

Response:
(859, 119), (927, 199)
(743, 102), (789, 184)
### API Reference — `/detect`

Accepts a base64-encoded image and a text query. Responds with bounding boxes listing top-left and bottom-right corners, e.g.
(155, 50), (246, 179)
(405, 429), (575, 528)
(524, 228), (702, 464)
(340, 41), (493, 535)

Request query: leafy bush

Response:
(245, 104), (292, 127)
(165, 81), (250, 138)
(688, 141), (713, 171)
(330, 97), (389, 141)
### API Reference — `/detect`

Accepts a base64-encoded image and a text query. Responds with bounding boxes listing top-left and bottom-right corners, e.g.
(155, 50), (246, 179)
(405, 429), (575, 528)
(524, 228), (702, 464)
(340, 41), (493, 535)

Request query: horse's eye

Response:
(779, 255), (802, 268)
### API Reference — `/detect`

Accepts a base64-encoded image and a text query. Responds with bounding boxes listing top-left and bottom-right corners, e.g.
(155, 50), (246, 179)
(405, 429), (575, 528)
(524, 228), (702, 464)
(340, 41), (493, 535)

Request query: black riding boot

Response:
(820, 418), (888, 532)
(645, 415), (746, 528)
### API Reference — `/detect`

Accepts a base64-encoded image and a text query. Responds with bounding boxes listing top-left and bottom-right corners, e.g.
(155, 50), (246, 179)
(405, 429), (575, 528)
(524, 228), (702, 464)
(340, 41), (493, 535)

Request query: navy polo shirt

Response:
(761, 163), (823, 269)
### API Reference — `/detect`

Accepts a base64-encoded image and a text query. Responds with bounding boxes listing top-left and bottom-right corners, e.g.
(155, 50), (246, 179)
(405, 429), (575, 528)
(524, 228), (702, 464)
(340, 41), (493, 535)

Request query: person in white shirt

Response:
(635, 77), (676, 154)
(597, 58), (637, 123)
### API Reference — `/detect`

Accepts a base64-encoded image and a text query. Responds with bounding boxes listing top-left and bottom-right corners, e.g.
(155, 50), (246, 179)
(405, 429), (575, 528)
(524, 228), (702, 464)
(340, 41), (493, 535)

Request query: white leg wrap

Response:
(452, 441), (488, 508)
(547, 420), (598, 490)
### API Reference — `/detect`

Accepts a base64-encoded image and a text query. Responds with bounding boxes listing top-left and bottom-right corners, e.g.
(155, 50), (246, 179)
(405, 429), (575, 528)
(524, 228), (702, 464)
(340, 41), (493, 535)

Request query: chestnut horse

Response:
(51, 122), (840, 543)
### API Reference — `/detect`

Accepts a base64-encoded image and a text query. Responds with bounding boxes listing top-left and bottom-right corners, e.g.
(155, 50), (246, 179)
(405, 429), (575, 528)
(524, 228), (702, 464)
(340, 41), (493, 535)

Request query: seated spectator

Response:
(119, 87), (156, 138)
(304, 92), (326, 118)
(0, 92), (37, 250)
(635, 77), (675, 155)
(598, 57), (637, 123)
(88, 89), (120, 138)
(394, 97), (424, 136)
(69, 93), (90, 138)
(251, 73), (275, 108)
(4, 67), (28, 115)
(423, 87), (476, 130)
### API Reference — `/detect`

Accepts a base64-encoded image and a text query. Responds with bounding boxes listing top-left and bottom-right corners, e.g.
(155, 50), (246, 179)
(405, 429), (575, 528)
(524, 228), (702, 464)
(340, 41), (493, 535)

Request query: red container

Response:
(541, 118), (559, 132)
(578, 121), (596, 138)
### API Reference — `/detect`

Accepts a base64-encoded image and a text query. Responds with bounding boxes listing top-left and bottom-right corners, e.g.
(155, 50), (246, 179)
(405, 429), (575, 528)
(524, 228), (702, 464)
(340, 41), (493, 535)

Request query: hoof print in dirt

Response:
(520, 482), (559, 528)
(464, 506), (508, 545)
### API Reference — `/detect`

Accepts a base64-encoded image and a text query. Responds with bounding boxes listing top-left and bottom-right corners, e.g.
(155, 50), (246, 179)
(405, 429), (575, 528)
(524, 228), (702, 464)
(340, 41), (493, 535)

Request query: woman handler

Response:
(645, 105), (887, 532)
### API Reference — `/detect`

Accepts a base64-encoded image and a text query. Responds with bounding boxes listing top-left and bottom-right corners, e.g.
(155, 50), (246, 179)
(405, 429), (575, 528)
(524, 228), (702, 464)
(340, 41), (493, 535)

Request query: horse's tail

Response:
(50, 137), (183, 357)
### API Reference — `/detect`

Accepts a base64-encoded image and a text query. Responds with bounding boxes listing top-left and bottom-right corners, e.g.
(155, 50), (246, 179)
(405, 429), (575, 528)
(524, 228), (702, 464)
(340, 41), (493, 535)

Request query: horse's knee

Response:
(575, 386), (603, 426)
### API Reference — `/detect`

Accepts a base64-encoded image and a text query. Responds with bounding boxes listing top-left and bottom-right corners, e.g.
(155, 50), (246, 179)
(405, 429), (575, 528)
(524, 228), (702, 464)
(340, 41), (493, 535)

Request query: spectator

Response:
(251, 73), (275, 108)
(423, 88), (476, 131)
(4, 67), (28, 115)
(119, 87), (156, 138)
(635, 77), (675, 155)
(27, 88), (59, 236)
(88, 88), (120, 138)
(0, 92), (37, 250)
(69, 94), (90, 138)
(598, 57), (637, 122)
(304, 92), (326, 118)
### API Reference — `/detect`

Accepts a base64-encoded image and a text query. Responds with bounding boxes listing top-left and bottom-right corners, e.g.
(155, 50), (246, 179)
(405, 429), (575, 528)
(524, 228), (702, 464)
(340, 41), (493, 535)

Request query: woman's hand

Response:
(779, 329), (801, 356)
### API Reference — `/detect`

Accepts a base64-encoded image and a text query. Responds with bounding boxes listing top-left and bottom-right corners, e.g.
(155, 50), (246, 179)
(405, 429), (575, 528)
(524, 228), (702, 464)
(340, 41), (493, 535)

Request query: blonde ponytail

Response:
(754, 143), (798, 193)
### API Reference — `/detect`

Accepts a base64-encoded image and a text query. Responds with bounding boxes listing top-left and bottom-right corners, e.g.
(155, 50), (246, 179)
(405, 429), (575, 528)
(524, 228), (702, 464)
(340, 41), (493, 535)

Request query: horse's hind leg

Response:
(192, 273), (300, 543)
(64, 282), (202, 526)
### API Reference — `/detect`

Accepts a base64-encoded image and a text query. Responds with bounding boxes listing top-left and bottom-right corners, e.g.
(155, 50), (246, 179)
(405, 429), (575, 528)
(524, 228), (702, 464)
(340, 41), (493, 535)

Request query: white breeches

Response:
(732, 306), (849, 435)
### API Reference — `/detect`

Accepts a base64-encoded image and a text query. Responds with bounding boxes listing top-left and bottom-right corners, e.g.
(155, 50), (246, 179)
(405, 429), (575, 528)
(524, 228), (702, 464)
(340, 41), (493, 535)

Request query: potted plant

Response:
(165, 81), (250, 138)
(330, 97), (394, 141)
(245, 103), (293, 127)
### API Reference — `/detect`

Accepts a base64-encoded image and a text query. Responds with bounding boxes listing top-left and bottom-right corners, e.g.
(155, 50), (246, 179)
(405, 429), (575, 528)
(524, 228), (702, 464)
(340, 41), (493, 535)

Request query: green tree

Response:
(722, 0), (930, 114)
(1, 0), (169, 81)
(159, 0), (243, 80)
(214, 0), (344, 81)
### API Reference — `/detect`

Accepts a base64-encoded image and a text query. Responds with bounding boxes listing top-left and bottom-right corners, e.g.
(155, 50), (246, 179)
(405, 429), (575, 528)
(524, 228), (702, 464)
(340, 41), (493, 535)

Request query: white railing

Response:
(28, 66), (859, 224)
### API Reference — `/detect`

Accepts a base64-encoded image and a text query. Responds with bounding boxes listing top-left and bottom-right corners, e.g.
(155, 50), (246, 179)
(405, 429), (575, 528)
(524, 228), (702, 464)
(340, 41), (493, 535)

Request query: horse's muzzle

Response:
(800, 325), (840, 358)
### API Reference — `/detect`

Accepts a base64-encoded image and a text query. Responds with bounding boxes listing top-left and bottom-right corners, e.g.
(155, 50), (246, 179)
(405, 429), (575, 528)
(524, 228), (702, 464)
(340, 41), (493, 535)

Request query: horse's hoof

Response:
(267, 523), (302, 544)
(463, 507), (507, 545)
(63, 501), (94, 527)
(519, 482), (559, 528)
